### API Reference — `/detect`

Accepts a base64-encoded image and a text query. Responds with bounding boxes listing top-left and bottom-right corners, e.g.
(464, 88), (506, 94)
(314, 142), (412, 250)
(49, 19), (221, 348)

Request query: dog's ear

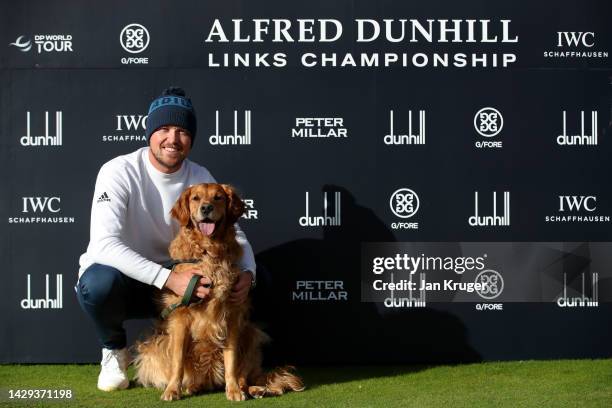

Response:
(171, 186), (193, 227)
(221, 184), (245, 225)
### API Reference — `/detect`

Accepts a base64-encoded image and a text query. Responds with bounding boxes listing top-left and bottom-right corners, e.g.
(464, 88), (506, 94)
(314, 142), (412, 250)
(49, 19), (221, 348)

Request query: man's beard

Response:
(152, 147), (185, 171)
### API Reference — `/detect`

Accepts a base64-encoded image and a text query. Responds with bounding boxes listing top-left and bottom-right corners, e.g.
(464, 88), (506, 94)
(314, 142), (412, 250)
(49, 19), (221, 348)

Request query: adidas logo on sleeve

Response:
(96, 192), (111, 203)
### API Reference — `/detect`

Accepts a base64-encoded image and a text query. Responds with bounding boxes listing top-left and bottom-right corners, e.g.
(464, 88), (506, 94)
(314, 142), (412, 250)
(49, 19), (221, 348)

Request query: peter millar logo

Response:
(556, 273), (599, 308)
(544, 32), (608, 59)
(384, 110), (426, 145)
(8, 196), (75, 224)
(102, 114), (147, 143)
(474, 107), (503, 139)
(557, 111), (598, 146)
(469, 191), (510, 227)
(389, 188), (419, 230)
(474, 269), (504, 300)
(120, 23), (150, 64)
(21, 274), (63, 309)
(210, 110), (252, 145)
(292, 280), (348, 301)
(20, 111), (62, 147)
(545, 195), (610, 223)
(292, 117), (347, 139)
(299, 191), (341, 227)
(10, 34), (73, 53)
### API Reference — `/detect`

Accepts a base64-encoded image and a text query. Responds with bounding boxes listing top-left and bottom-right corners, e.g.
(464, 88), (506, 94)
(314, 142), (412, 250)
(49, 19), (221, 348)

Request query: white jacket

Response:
(78, 147), (256, 288)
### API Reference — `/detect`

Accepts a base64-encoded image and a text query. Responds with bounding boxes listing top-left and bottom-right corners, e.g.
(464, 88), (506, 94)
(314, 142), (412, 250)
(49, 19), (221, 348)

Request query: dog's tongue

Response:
(199, 222), (215, 236)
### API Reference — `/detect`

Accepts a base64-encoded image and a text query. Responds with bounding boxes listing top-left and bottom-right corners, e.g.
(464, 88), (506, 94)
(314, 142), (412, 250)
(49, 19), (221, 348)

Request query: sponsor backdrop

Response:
(1, 0), (611, 363)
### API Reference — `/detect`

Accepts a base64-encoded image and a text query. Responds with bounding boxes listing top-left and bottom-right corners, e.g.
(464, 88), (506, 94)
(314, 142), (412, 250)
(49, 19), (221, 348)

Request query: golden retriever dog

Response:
(134, 183), (303, 401)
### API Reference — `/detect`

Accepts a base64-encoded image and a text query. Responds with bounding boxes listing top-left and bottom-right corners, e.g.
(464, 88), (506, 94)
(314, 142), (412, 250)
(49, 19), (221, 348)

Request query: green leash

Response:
(160, 259), (209, 319)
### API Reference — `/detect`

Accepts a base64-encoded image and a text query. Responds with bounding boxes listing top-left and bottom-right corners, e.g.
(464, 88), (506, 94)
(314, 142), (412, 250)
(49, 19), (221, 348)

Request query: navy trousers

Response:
(75, 263), (159, 349)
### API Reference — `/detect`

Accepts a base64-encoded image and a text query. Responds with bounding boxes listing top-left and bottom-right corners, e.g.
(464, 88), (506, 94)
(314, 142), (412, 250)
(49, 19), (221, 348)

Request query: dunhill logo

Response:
(556, 273), (599, 308)
(299, 191), (341, 227)
(384, 272), (426, 308)
(209, 110), (252, 145)
(20, 274), (63, 309)
(557, 111), (598, 146)
(384, 110), (425, 145)
(20, 111), (62, 146)
(469, 191), (510, 227)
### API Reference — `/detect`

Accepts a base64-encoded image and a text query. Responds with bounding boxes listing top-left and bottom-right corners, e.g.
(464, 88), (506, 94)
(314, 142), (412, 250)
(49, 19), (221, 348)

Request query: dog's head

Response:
(171, 183), (245, 237)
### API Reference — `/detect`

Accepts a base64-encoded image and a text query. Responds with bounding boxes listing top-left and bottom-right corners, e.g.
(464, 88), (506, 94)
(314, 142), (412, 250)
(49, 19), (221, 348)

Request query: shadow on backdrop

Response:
(252, 185), (481, 374)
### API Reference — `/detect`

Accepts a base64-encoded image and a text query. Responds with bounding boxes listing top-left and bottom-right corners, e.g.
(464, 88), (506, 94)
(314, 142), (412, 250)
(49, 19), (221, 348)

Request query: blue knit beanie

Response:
(146, 87), (197, 144)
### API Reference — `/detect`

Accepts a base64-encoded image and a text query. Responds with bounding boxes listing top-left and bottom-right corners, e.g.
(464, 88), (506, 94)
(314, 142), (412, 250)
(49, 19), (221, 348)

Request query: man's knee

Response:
(78, 264), (126, 305)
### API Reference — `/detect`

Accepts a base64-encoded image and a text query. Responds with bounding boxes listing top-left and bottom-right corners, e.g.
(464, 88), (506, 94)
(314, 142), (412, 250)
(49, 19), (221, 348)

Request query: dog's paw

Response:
(160, 386), (181, 401)
(247, 386), (266, 399)
(225, 385), (246, 401)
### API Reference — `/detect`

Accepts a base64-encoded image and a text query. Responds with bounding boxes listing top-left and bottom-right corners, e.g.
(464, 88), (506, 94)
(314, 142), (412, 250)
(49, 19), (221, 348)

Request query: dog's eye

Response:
(213, 195), (222, 201)
(191, 195), (200, 201)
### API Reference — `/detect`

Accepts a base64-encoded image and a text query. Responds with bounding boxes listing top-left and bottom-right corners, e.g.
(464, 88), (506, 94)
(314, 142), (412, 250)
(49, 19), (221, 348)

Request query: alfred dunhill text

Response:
(204, 19), (519, 69)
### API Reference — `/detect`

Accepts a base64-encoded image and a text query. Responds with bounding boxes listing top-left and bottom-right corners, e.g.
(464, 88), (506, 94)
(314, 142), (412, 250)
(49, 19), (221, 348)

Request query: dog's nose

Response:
(201, 203), (214, 214)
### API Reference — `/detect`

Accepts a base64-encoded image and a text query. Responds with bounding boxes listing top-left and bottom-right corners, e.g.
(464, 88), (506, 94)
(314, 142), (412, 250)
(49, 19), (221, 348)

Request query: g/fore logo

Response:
(389, 188), (419, 230)
(384, 110), (426, 145)
(102, 114), (148, 143)
(545, 196), (610, 223)
(120, 23), (150, 65)
(210, 110), (252, 145)
(21, 274), (63, 309)
(292, 117), (347, 139)
(474, 269), (504, 300)
(10, 34), (73, 53)
(474, 107), (503, 149)
(557, 111), (598, 146)
(7, 197), (75, 224)
(469, 191), (510, 227)
(299, 191), (341, 227)
(20, 111), (62, 147)
(292, 280), (347, 301)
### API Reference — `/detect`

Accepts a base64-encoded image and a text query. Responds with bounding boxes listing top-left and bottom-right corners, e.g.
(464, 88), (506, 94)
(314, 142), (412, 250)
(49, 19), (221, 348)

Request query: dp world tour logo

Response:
(474, 269), (504, 300)
(120, 23), (150, 54)
(10, 35), (32, 52)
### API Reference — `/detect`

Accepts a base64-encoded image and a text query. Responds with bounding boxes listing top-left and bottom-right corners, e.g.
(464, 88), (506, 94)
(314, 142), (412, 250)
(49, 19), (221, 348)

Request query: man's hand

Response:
(230, 271), (253, 304)
(164, 268), (212, 300)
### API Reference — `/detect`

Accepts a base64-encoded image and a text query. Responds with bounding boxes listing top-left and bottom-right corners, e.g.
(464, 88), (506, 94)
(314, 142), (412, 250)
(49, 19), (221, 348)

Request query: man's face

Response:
(148, 125), (192, 173)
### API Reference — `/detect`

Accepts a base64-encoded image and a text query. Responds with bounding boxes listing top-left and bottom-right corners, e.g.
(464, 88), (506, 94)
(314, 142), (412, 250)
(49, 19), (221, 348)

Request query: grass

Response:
(0, 360), (611, 407)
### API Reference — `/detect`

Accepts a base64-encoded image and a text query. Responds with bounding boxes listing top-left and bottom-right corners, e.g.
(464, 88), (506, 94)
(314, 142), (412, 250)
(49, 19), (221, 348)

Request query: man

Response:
(76, 87), (256, 391)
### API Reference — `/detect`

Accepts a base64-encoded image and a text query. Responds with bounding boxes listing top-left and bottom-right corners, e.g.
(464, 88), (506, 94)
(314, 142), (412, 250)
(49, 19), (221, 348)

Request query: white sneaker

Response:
(97, 348), (130, 391)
